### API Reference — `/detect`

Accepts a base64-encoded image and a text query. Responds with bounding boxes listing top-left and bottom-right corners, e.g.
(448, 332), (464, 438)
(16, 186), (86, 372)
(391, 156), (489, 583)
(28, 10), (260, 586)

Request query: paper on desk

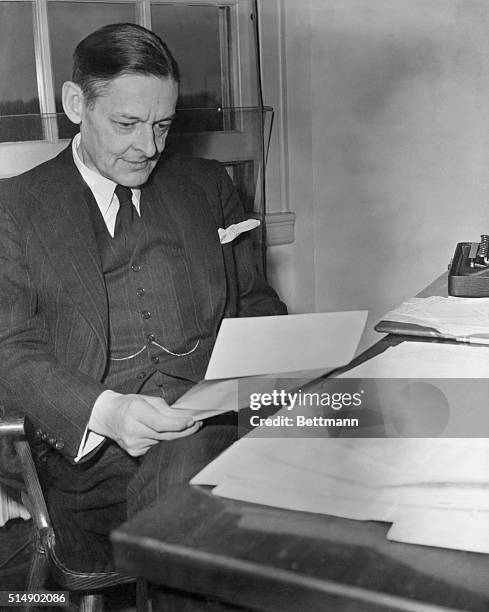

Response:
(205, 311), (367, 379)
(387, 508), (489, 554)
(192, 436), (489, 489)
(213, 477), (395, 522)
(191, 435), (489, 553)
(336, 343), (489, 437)
(340, 341), (489, 378)
(381, 296), (489, 338)
(193, 436), (397, 489)
(193, 437), (397, 521)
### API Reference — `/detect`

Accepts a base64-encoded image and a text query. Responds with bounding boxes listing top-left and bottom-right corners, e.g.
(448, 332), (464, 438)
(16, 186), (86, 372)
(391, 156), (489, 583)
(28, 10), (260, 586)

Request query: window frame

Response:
(0, 0), (259, 178)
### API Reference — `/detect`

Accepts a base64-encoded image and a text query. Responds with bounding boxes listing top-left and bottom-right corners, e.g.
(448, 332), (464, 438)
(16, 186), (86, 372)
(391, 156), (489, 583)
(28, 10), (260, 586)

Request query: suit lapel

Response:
(29, 147), (108, 353)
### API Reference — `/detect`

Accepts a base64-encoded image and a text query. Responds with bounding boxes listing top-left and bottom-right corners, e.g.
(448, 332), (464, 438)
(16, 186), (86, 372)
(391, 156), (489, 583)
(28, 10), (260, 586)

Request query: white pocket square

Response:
(218, 219), (261, 244)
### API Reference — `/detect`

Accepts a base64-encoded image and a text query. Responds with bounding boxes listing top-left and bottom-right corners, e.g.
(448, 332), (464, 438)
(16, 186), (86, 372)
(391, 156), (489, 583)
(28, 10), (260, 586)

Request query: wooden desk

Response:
(112, 274), (489, 611)
(112, 481), (489, 611)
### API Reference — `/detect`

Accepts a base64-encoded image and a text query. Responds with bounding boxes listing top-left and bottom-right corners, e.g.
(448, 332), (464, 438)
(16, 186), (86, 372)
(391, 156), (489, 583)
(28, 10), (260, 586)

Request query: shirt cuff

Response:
(73, 389), (121, 462)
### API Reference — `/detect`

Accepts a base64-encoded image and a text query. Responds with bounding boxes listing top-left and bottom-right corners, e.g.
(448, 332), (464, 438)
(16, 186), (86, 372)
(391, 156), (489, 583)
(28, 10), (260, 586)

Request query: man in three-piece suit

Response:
(0, 22), (286, 570)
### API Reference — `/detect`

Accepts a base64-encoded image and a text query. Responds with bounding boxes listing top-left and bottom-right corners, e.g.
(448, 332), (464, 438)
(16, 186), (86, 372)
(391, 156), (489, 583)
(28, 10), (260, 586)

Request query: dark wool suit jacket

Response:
(0, 145), (286, 464)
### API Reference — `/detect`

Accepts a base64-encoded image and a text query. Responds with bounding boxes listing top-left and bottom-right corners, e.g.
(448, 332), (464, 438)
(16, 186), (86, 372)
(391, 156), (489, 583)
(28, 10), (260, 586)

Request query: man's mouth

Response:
(125, 160), (149, 169)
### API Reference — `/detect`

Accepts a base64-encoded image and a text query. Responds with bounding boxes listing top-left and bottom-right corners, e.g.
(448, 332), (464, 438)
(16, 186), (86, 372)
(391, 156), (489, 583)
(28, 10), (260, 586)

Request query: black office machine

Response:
(448, 235), (489, 297)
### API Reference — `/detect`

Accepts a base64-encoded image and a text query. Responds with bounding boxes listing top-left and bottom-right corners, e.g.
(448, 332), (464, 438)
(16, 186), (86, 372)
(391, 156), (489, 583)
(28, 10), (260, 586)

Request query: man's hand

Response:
(89, 392), (202, 456)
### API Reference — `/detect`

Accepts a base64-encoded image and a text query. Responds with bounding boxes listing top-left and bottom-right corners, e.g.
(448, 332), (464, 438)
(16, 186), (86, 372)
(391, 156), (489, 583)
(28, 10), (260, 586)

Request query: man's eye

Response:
(155, 123), (171, 133)
(116, 122), (135, 129)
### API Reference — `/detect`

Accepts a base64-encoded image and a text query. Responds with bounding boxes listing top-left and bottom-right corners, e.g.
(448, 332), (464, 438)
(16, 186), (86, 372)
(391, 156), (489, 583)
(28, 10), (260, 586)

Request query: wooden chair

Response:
(0, 411), (147, 612)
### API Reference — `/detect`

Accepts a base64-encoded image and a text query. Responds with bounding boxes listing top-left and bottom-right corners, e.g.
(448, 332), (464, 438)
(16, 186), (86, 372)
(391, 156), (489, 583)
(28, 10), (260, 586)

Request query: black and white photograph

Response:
(0, 1), (488, 610)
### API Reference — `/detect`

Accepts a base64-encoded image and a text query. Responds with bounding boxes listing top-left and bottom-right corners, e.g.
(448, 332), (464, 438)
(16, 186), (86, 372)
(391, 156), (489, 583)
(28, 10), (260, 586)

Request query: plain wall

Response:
(264, 0), (489, 351)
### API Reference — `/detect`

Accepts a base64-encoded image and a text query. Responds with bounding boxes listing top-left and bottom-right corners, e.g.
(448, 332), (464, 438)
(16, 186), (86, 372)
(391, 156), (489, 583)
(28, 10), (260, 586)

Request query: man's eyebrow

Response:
(112, 113), (176, 123)
(155, 113), (176, 123)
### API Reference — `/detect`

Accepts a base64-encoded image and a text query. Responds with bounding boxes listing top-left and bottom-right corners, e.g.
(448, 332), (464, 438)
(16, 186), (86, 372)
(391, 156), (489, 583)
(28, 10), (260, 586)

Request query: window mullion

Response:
(136, 0), (151, 28)
(33, 0), (58, 141)
(219, 6), (232, 107)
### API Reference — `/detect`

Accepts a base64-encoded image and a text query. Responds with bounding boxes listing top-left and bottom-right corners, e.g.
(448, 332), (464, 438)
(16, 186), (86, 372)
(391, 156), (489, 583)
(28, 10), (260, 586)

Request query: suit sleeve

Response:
(215, 162), (288, 317)
(0, 197), (107, 461)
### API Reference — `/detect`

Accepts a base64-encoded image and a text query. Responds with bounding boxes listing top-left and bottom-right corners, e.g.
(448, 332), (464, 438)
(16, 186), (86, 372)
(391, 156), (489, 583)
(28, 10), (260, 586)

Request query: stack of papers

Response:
(338, 342), (489, 438)
(192, 435), (489, 554)
(380, 296), (489, 340)
(192, 341), (489, 554)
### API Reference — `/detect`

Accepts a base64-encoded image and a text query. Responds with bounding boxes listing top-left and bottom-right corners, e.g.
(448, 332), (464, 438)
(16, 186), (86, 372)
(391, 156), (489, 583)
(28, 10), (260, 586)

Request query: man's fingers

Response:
(122, 396), (193, 432)
(143, 395), (197, 420)
(144, 411), (195, 433)
(153, 420), (203, 440)
(121, 421), (203, 456)
(138, 395), (197, 431)
(140, 420), (202, 441)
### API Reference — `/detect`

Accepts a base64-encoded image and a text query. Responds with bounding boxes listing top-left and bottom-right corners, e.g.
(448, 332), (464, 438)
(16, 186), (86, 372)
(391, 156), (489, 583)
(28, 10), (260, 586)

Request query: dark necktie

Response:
(114, 184), (136, 252)
(114, 184), (134, 235)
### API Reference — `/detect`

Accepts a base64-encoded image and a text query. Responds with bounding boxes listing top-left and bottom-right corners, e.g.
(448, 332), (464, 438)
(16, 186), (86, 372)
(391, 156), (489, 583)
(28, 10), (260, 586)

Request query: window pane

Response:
(151, 3), (229, 132)
(0, 1), (42, 142)
(49, 1), (137, 137)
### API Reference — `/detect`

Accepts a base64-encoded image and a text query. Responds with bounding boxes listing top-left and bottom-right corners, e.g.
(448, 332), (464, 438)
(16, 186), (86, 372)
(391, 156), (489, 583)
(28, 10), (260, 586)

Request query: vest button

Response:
(141, 310), (151, 320)
(137, 371), (147, 379)
(146, 333), (156, 342)
(131, 264), (142, 272)
(151, 356), (160, 364)
(136, 287), (146, 297)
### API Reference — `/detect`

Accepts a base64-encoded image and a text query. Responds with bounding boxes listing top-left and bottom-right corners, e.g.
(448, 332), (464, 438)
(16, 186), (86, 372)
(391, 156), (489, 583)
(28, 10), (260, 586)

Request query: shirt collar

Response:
(71, 133), (141, 219)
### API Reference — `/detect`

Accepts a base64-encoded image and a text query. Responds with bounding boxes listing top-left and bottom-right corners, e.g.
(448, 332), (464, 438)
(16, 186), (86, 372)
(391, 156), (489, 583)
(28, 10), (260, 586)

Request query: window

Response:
(152, 4), (229, 109)
(0, 0), (258, 149)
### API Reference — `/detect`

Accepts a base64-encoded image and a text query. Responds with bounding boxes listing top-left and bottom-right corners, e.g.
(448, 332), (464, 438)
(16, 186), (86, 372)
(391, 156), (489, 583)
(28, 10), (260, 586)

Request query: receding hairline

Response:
(72, 23), (180, 105)
(76, 70), (179, 105)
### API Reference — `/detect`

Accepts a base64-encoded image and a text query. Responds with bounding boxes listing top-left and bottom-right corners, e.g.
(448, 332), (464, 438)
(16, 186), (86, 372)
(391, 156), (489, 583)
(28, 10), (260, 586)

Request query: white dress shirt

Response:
(71, 133), (141, 235)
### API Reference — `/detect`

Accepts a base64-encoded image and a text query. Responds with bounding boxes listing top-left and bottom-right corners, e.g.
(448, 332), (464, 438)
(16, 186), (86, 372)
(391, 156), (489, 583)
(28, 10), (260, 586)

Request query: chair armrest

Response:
(0, 417), (25, 437)
(0, 412), (51, 531)
(0, 413), (25, 491)
(15, 439), (51, 531)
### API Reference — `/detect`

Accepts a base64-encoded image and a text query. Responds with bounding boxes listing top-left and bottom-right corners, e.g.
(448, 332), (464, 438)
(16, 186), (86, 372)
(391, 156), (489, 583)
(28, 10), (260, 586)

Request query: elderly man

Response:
(0, 22), (286, 570)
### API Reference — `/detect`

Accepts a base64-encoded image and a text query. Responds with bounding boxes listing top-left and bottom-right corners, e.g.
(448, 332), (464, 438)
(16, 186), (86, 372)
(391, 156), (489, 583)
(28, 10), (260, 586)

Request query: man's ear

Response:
(62, 81), (84, 125)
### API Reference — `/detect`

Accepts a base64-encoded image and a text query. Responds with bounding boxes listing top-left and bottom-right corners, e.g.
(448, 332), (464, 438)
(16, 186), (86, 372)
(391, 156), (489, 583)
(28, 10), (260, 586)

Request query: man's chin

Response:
(120, 163), (157, 187)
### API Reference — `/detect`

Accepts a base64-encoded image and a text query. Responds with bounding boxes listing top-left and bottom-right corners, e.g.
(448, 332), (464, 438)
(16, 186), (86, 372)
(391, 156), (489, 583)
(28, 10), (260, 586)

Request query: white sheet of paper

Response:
(192, 437), (489, 489)
(190, 437), (393, 487)
(387, 508), (489, 554)
(382, 295), (489, 338)
(172, 371), (330, 420)
(191, 435), (489, 553)
(212, 478), (394, 522)
(172, 378), (239, 420)
(340, 341), (489, 378)
(204, 311), (368, 380)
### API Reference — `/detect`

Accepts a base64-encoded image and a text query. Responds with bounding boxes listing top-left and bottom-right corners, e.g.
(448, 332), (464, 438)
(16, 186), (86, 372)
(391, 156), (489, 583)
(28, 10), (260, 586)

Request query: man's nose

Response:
(134, 125), (158, 158)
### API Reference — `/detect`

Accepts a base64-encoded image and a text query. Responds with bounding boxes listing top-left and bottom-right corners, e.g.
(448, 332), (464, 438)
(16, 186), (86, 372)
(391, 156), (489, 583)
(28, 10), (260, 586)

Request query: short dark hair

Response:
(72, 22), (180, 105)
